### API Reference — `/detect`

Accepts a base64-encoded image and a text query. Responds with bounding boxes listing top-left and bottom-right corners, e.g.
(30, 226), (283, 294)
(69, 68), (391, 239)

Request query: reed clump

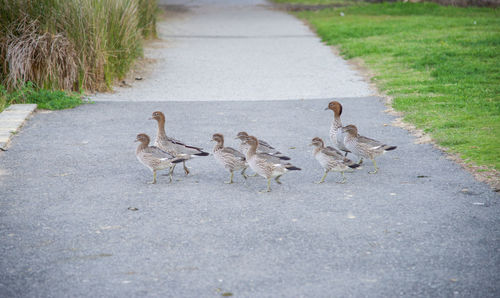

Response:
(0, 0), (158, 92)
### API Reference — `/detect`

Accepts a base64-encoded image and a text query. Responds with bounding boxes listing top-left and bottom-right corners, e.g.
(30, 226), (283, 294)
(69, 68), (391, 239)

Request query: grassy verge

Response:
(0, 0), (158, 112)
(0, 83), (83, 111)
(277, 1), (500, 171)
(273, 0), (353, 4)
(0, 83), (84, 111)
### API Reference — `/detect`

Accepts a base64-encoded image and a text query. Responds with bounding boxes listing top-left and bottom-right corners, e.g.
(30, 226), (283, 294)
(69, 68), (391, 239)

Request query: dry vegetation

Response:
(0, 0), (158, 93)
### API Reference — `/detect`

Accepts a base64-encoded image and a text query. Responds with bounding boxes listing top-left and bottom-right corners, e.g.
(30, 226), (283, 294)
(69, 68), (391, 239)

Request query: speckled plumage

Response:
(135, 133), (186, 184)
(311, 137), (359, 183)
(325, 101), (350, 155)
(212, 133), (247, 183)
(236, 131), (290, 160)
(243, 136), (300, 192)
(343, 125), (397, 174)
(151, 111), (209, 176)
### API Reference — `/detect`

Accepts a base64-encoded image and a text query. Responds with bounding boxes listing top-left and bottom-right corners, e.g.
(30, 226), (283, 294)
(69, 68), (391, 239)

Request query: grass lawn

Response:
(0, 83), (83, 111)
(278, 1), (500, 171)
(273, 0), (352, 4)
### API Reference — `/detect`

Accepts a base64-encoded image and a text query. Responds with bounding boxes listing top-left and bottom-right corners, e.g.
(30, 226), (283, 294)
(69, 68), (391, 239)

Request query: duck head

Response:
(235, 131), (249, 141)
(150, 111), (165, 123)
(310, 137), (325, 148)
(325, 101), (342, 117)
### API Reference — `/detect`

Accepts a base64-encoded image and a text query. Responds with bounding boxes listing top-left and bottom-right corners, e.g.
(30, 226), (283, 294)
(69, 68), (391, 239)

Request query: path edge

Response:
(0, 104), (37, 151)
(283, 10), (500, 192)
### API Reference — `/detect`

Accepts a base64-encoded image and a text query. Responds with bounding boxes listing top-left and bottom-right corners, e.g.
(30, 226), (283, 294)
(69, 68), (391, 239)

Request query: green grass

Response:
(1, 83), (83, 110)
(273, 0), (355, 4)
(279, 1), (500, 170)
(0, 0), (158, 113)
(0, 85), (7, 112)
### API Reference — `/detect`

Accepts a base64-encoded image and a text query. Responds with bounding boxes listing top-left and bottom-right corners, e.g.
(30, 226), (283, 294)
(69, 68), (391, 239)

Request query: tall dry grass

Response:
(2, 18), (78, 90)
(0, 0), (158, 91)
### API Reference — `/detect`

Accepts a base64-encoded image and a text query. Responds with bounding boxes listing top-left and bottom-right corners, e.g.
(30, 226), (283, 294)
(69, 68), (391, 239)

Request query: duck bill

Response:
(324, 107), (329, 110)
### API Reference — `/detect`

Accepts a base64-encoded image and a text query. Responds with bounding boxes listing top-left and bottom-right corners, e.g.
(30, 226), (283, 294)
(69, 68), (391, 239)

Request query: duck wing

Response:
(358, 135), (385, 149)
(143, 146), (176, 160)
(257, 139), (276, 151)
(256, 152), (286, 164)
(221, 147), (246, 161)
(167, 136), (209, 156)
(324, 146), (344, 157)
(322, 146), (358, 166)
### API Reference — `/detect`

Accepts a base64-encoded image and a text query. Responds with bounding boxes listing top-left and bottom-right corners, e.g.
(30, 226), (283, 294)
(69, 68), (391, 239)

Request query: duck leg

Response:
(358, 158), (364, 165)
(149, 170), (157, 184)
(337, 171), (346, 184)
(259, 178), (272, 193)
(274, 175), (283, 185)
(163, 164), (177, 177)
(240, 167), (248, 179)
(163, 166), (175, 181)
(183, 161), (190, 175)
(368, 159), (378, 174)
(225, 171), (234, 184)
(315, 170), (328, 184)
(168, 167), (174, 183)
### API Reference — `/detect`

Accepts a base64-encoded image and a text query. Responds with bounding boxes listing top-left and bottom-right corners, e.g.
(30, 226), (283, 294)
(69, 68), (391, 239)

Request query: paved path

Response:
(1, 1), (499, 297)
(96, 0), (371, 101)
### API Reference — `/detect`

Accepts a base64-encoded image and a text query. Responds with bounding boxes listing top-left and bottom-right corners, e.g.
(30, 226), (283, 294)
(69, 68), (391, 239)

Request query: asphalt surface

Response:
(1, 0), (499, 297)
(96, 0), (371, 101)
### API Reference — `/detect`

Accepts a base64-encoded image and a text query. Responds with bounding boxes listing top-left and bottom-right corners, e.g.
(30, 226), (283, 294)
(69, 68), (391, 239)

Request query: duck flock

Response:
(135, 101), (397, 192)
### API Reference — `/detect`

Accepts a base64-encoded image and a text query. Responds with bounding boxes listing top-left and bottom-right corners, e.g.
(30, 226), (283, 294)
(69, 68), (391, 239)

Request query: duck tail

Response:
(286, 166), (301, 171)
(384, 145), (397, 151)
(348, 163), (360, 169)
(173, 153), (190, 163)
(275, 153), (291, 160)
(194, 151), (209, 156)
(172, 158), (185, 164)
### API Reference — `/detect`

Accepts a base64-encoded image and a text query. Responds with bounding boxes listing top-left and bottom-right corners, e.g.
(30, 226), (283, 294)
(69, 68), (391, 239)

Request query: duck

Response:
(235, 131), (290, 160)
(310, 137), (360, 184)
(150, 111), (209, 177)
(342, 125), (397, 174)
(325, 101), (352, 158)
(243, 135), (301, 192)
(135, 133), (187, 184)
(212, 133), (248, 184)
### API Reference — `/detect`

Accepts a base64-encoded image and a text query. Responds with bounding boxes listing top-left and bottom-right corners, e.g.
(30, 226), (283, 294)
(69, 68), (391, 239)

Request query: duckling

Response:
(235, 131), (290, 160)
(150, 111), (209, 177)
(325, 101), (352, 158)
(135, 133), (187, 184)
(342, 125), (397, 174)
(212, 133), (248, 184)
(310, 137), (360, 184)
(243, 136), (301, 192)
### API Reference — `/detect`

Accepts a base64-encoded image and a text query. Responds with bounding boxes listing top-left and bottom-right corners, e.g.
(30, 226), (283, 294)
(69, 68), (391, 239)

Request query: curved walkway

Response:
(0, 0), (498, 297)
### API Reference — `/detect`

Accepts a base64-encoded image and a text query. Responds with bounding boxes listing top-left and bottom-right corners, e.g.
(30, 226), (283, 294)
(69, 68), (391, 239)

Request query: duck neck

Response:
(313, 146), (321, 156)
(214, 140), (224, 152)
(156, 118), (167, 138)
(137, 141), (148, 154)
(345, 132), (356, 143)
(332, 113), (342, 129)
(247, 142), (257, 157)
